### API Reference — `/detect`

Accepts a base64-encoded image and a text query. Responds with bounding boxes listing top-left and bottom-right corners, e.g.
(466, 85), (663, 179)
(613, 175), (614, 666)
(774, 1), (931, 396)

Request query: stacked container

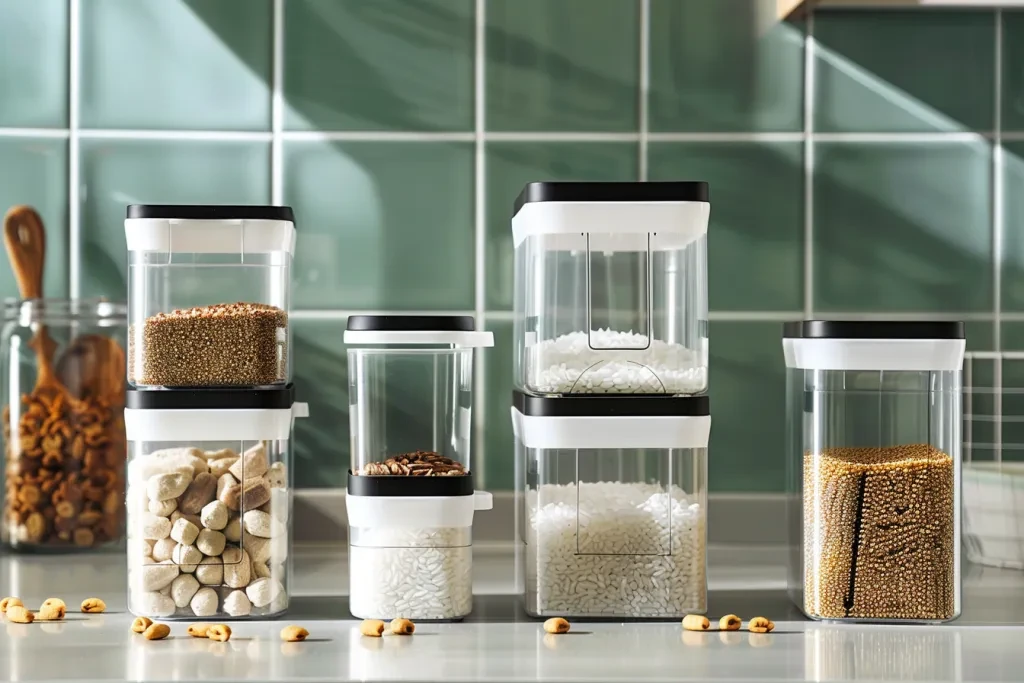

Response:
(345, 315), (493, 621)
(123, 205), (307, 620)
(511, 181), (713, 619)
(783, 321), (964, 623)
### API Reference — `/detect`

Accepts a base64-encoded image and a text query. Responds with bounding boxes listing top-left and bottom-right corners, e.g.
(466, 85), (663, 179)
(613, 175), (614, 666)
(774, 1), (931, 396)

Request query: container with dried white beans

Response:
(345, 315), (493, 621)
(124, 387), (307, 619)
(513, 392), (710, 619)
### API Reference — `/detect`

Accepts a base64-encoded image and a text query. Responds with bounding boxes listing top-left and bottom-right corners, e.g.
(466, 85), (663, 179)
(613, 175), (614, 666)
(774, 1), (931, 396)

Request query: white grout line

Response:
(708, 311), (800, 322)
(803, 12), (815, 319)
(648, 132), (804, 143)
(0, 128), (70, 138)
(995, 9), (1005, 461)
(77, 129), (273, 141)
(271, 0), (284, 205)
(473, 0), (488, 489)
(290, 309), (477, 321)
(812, 131), (991, 143)
(283, 130), (475, 143)
(486, 131), (640, 142)
(68, 0), (81, 299)
(447, 309), (1007, 324)
(638, 0), (650, 180)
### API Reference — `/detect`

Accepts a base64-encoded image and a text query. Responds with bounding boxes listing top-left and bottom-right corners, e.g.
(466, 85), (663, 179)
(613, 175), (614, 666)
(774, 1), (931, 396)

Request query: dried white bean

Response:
(222, 547), (251, 588)
(200, 500), (229, 531)
(170, 574), (200, 608)
(242, 510), (273, 538)
(152, 538), (176, 562)
(241, 534), (270, 564)
(140, 561), (179, 591)
(170, 518), (199, 546)
(147, 472), (192, 501)
(208, 456), (239, 478)
(141, 513), (171, 541)
(134, 591), (175, 617)
(246, 577), (284, 608)
(266, 461), (286, 488)
(195, 556), (223, 585)
(148, 498), (177, 516)
(190, 587), (219, 617)
(223, 517), (241, 543)
(172, 544), (202, 572)
(196, 529), (226, 557)
(223, 590), (252, 617)
(229, 443), (268, 481)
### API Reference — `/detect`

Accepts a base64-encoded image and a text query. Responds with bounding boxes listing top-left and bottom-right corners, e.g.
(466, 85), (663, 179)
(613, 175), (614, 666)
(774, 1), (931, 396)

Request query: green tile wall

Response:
(0, 0), (1015, 491)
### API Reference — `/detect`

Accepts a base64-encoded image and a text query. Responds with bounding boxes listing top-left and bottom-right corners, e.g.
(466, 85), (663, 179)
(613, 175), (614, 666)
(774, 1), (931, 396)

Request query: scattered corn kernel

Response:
(207, 624), (232, 642)
(131, 617), (153, 633)
(143, 623), (170, 641)
(360, 619), (385, 637)
(718, 614), (742, 631)
(748, 616), (774, 633)
(38, 602), (65, 621)
(543, 617), (571, 634)
(682, 614), (710, 631)
(390, 618), (415, 636)
(0, 597), (23, 613)
(187, 623), (211, 638)
(80, 598), (106, 614)
(7, 606), (33, 624)
(281, 625), (309, 642)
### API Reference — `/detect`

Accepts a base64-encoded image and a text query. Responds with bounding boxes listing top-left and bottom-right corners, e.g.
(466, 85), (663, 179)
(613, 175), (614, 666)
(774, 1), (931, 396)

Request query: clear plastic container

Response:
(513, 392), (710, 619)
(512, 182), (710, 396)
(1, 299), (127, 551)
(345, 315), (493, 620)
(124, 387), (307, 620)
(125, 205), (295, 388)
(783, 320), (965, 623)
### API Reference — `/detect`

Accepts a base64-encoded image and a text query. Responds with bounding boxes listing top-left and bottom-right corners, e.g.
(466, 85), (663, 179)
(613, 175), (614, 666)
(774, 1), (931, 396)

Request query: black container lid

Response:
(346, 315), (476, 333)
(347, 471), (475, 497)
(126, 384), (296, 410)
(513, 181), (710, 218)
(783, 320), (965, 340)
(127, 205), (295, 223)
(513, 390), (709, 417)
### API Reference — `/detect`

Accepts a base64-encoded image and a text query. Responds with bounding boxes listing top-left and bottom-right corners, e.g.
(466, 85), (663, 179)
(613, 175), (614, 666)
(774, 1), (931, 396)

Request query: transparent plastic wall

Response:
(348, 347), (474, 478)
(126, 438), (291, 619)
(513, 231), (707, 396)
(517, 444), (707, 618)
(787, 368), (961, 622)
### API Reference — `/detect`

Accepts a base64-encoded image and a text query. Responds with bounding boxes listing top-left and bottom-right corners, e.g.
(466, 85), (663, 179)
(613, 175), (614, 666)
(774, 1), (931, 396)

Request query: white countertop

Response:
(1, 544), (1023, 682)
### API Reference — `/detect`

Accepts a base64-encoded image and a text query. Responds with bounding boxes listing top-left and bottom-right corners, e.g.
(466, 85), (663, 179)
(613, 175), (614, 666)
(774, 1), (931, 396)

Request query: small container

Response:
(783, 321), (965, 623)
(125, 205), (295, 388)
(513, 391), (710, 619)
(1, 299), (127, 551)
(345, 315), (493, 621)
(123, 386), (308, 619)
(512, 182), (710, 396)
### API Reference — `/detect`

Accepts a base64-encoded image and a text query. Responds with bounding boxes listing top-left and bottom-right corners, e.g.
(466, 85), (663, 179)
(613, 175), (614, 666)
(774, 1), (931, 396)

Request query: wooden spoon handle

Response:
(4, 205), (46, 300)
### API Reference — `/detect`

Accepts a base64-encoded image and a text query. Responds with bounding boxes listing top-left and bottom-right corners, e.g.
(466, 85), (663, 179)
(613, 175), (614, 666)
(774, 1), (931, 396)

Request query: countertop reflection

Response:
(0, 544), (1021, 682)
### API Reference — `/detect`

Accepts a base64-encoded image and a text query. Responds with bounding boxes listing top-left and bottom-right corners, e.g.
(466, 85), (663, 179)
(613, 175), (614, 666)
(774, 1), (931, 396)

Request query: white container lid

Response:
(783, 320), (966, 372)
(511, 181), (711, 250)
(125, 205), (296, 255)
(511, 392), (711, 449)
(344, 315), (493, 347)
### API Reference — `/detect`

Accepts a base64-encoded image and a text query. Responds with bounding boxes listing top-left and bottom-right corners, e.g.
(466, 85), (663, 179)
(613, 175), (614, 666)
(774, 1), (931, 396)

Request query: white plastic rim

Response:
(511, 201), (710, 250)
(125, 402), (308, 441)
(511, 408), (711, 450)
(344, 330), (494, 347)
(783, 338), (966, 372)
(345, 491), (493, 529)
(125, 218), (296, 255)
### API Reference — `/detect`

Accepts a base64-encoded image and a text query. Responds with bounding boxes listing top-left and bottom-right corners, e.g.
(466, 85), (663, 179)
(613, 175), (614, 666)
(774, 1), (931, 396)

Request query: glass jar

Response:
(124, 387), (307, 619)
(345, 315), (493, 620)
(512, 182), (710, 396)
(513, 392), (710, 619)
(125, 205), (295, 388)
(784, 320), (965, 623)
(1, 299), (127, 551)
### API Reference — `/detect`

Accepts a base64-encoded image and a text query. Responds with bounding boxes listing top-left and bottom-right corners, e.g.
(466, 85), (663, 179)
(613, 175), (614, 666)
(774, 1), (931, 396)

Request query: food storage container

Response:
(1, 299), (127, 551)
(125, 205), (295, 388)
(124, 386), (308, 619)
(345, 315), (493, 620)
(512, 182), (710, 396)
(783, 320), (965, 623)
(513, 391), (710, 619)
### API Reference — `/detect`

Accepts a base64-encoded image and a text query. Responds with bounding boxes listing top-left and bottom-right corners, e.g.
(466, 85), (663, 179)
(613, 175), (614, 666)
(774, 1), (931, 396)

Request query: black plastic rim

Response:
(783, 320), (965, 340)
(127, 205), (295, 222)
(347, 471), (475, 497)
(346, 315), (476, 333)
(126, 385), (295, 410)
(513, 390), (709, 417)
(513, 181), (709, 218)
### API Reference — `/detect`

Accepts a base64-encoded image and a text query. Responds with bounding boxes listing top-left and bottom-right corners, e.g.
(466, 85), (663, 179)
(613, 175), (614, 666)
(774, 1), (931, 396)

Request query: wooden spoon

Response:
(55, 333), (125, 404)
(3, 205), (61, 393)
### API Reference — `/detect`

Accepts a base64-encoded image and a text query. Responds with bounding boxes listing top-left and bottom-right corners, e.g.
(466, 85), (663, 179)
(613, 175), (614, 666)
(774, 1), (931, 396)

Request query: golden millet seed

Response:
(0, 597), (23, 613)
(718, 614), (742, 631)
(360, 619), (385, 637)
(682, 614), (710, 631)
(143, 623), (170, 641)
(80, 598), (106, 614)
(390, 618), (415, 636)
(281, 625), (309, 642)
(543, 617), (571, 634)
(131, 617), (153, 633)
